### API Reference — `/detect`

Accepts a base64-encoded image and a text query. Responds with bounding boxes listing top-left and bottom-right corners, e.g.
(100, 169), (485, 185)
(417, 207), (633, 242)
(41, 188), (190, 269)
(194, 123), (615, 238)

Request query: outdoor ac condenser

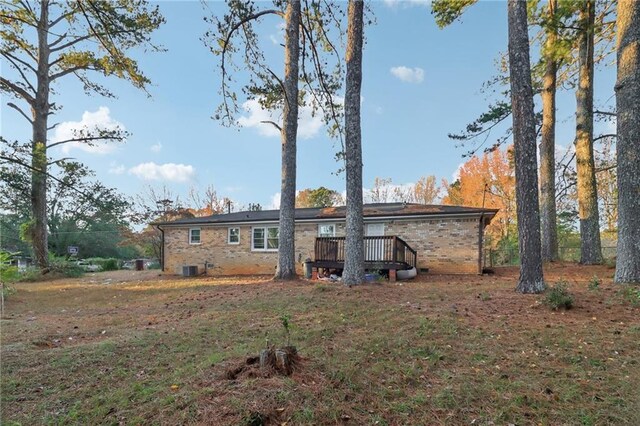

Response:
(182, 265), (198, 277)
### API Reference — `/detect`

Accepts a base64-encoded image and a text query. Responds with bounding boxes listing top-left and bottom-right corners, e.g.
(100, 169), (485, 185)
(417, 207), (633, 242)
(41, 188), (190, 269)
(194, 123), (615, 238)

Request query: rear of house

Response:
(156, 203), (498, 276)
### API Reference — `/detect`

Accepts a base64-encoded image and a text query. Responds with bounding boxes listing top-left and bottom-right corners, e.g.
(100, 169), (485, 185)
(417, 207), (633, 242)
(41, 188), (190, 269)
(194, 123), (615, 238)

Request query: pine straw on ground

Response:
(1, 263), (639, 425)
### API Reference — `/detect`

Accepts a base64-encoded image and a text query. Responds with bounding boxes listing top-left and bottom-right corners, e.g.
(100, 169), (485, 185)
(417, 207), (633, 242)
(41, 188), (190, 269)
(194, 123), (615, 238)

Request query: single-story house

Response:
(155, 202), (498, 277)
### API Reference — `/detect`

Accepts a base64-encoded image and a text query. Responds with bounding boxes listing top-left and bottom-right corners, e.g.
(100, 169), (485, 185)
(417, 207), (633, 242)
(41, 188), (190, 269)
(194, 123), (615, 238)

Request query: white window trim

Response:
(318, 223), (337, 237)
(189, 227), (201, 245)
(365, 222), (385, 236)
(228, 227), (240, 245)
(251, 225), (279, 252)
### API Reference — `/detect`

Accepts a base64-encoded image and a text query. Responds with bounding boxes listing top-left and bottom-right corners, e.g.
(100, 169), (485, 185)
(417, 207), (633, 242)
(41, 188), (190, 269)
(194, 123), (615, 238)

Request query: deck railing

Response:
(314, 236), (417, 268)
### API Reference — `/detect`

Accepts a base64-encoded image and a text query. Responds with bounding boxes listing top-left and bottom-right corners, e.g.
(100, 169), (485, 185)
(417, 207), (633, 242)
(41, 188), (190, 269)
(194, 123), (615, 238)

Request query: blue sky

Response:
(2, 0), (616, 211)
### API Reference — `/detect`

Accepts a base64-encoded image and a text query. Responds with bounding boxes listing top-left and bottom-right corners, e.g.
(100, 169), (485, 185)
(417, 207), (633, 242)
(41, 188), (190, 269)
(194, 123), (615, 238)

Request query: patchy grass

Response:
(1, 264), (639, 425)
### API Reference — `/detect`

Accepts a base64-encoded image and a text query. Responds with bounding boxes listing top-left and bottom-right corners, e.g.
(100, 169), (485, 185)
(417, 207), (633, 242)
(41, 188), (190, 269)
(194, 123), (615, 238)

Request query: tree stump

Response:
(258, 346), (298, 376)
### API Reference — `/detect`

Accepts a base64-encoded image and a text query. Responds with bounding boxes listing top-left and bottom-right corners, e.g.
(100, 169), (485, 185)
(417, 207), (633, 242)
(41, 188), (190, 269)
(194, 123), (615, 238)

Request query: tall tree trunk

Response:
(274, 0), (300, 280)
(342, 0), (365, 286)
(31, 1), (51, 269)
(507, 0), (545, 293)
(575, 0), (602, 264)
(614, 0), (640, 284)
(539, 0), (558, 263)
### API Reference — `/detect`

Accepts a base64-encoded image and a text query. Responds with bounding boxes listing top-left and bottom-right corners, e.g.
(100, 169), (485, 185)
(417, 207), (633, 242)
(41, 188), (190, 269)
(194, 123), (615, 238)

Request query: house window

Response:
(189, 228), (201, 244)
(228, 227), (240, 244)
(365, 223), (385, 236)
(318, 223), (336, 237)
(252, 226), (279, 251)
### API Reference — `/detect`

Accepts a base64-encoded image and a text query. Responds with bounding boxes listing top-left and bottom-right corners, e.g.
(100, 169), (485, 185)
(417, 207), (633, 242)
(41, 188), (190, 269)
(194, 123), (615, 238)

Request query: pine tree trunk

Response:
(507, 0), (545, 294)
(614, 0), (640, 284)
(539, 0), (558, 263)
(575, 0), (602, 264)
(342, 0), (365, 286)
(274, 0), (300, 280)
(31, 2), (51, 270)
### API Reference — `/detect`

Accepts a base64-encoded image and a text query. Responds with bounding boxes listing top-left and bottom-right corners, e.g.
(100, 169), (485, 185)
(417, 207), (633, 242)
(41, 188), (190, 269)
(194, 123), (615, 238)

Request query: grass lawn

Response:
(2, 264), (639, 425)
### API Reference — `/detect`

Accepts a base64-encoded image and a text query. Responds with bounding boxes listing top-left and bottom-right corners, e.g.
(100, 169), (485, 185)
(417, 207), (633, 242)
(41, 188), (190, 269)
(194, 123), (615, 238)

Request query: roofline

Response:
(156, 210), (499, 228)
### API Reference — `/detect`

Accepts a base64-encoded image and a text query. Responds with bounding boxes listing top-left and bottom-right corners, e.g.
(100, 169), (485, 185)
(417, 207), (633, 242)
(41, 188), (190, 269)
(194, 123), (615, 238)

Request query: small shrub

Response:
(48, 254), (84, 278)
(280, 313), (292, 346)
(544, 281), (574, 310)
(101, 258), (119, 271)
(2, 283), (16, 301)
(588, 275), (600, 291)
(621, 286), (640, 307)
(479, 292), (491, 301)
(0, 252), (20, 283)
(86, 257), (118, 271)
(17, 267), (42, 282)
(146, 261), (161, 270)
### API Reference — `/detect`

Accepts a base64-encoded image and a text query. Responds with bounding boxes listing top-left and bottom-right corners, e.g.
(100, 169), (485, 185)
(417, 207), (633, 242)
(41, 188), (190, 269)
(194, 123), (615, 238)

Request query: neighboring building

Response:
(155, 203), (498, 277)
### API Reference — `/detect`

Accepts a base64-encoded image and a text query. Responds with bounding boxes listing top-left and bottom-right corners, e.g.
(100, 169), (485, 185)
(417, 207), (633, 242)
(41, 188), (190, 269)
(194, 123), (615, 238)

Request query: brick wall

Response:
(384, 218), (481, 274)
(162, 217), (482, 276)
(163, 223), (318, 276)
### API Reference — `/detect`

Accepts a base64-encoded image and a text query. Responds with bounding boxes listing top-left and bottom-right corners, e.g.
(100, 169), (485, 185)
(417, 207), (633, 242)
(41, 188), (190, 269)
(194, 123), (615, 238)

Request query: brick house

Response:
(155, 203), (498, 277)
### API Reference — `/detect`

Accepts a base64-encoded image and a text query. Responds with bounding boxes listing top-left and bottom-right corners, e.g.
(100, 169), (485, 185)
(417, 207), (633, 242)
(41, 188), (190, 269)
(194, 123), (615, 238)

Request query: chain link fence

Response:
(483, 245), (617, 268)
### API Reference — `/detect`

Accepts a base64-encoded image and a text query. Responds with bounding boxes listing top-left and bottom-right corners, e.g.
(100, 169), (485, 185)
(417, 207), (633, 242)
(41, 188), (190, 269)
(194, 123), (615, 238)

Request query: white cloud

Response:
(384, 0), (431, 8)
(150, 142), (162, 153)
(269, 22), (286, 45)
(268, 192), (281, 210)
(108, 162), (125, 175)
(224, 185), (243, 193)
(237, 97), (325, 140)
(53, 107), (125, 154)
(238, 99), (281, 138)
(390, 66), (425, 84)
(128, 162), (195, 183)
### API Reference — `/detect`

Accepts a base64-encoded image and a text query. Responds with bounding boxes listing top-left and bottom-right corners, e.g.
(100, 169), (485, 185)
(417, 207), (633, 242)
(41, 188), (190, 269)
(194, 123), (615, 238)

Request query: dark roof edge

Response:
(154, 208), (500, 227)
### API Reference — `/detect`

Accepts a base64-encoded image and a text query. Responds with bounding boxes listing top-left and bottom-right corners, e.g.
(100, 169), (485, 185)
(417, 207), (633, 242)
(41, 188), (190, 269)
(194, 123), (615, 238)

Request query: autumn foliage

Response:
(442, 147), (516, 244)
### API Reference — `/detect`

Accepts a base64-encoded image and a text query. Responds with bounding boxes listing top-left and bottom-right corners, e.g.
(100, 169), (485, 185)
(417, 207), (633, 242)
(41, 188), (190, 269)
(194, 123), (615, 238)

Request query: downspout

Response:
(478, 184), (488, 275)
(155, 224), (165, 272)
(478, 214), (484, 275)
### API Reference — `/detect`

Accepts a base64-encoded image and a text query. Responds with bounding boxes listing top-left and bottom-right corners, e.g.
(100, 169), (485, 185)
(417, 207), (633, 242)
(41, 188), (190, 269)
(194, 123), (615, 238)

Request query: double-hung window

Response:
(252, 226), (279, 251)
(189, 228), (201, 244)
(318, 223), (336, 237)
(228, 227), (240, 244)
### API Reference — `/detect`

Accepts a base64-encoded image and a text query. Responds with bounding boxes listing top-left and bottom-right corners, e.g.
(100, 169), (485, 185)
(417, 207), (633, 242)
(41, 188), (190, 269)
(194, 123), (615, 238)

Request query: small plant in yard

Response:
(588, 275), (601, 291)
(280, 313), (292, 346)
(1, 251), (19, 314)
(544, 281), (574, 310)
(621, 286), (640, 307)
(478, 291), (491, 301)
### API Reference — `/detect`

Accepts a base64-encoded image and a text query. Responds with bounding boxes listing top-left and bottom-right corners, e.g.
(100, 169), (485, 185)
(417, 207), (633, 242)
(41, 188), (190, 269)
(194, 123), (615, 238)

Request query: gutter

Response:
(478, 213), (484, 275)
(155, 224), (165, 272)
(157, 211), (500, 228)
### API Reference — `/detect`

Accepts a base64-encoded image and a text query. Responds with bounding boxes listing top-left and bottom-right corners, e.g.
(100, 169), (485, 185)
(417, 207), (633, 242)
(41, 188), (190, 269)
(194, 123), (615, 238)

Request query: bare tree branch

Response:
(7, 102), (33, 124)
(0, 76), (35, 105)
(260, 120), (282, 131)
(47, 135), (125, 150)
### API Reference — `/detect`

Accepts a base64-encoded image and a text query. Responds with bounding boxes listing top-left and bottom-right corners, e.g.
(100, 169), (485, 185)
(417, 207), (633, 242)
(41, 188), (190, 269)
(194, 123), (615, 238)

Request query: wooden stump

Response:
(258, 346), (298, 376)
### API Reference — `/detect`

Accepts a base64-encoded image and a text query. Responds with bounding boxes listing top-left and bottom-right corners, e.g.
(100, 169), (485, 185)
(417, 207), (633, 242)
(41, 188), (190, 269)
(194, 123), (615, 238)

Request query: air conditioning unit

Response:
(182, 265), (198, 277)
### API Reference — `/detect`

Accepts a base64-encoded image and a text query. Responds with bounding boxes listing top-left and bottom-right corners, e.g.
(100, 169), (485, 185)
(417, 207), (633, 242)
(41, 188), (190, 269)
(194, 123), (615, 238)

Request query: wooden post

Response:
(392, 236), (397, 263)
(389, 269), (397, 282)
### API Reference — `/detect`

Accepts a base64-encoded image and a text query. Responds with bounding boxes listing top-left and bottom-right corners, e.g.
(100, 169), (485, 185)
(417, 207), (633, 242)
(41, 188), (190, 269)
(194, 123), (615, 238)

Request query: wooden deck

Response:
(311, 236), (417, 273)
